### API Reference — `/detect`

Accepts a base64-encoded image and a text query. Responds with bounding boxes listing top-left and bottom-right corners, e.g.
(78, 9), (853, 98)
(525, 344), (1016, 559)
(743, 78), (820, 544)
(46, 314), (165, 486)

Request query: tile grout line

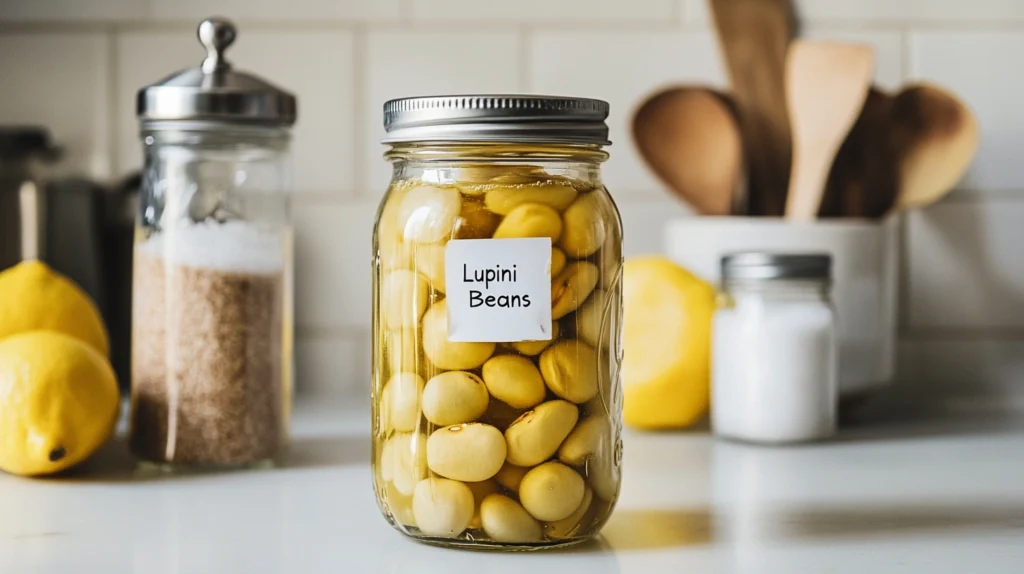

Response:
(106, 23), (121, 182)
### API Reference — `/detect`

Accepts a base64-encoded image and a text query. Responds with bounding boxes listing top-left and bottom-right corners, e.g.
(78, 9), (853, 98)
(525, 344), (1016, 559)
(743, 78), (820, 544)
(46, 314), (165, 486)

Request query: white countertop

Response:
(2, 396), (1024, 574)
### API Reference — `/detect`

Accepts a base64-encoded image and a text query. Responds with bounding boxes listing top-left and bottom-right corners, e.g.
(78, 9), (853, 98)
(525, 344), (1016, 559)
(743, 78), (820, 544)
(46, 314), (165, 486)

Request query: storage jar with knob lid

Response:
(129, 17), (296, 468)
(371, 95), (624, 549)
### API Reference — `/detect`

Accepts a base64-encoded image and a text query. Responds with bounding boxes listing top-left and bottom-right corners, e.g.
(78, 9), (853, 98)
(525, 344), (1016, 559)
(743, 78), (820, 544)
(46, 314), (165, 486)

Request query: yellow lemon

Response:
(0, 261), (109, 355)
(622, 256), (715, 430)
(0, 331), (119, 476)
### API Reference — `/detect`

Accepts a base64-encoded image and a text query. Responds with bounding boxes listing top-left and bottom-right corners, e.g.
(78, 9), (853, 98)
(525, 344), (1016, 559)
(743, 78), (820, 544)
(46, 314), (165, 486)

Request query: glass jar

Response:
(372, 95), (624, 549)
(129, 18), (296, 468)
(711, 253), (837, 444)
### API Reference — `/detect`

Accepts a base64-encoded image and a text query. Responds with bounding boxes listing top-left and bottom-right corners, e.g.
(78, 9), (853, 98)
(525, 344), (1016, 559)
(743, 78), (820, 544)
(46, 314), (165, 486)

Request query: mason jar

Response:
(712, 253), (838, 444)
(371, 95), (624, 549)
(129, 18), (295, 468)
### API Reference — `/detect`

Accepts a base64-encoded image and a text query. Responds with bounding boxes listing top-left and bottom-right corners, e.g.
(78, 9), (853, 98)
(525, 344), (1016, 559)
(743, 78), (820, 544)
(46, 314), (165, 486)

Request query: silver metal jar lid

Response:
(136, 17), (297, 128)
(381, 95), (611, 145)
(721, 252), (832, 281)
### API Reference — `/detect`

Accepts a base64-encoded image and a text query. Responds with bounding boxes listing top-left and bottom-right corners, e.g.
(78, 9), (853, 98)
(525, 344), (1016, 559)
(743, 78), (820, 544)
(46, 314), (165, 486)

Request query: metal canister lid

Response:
(381, 95), (610, 145)
(721, 252), (832, 281)
(136, 17), (297, 128)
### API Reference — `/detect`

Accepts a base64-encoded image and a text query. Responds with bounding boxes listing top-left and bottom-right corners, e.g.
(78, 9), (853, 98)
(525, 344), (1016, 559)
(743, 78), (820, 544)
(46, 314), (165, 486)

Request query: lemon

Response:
(622, 256), (715, 430)
(0, 261), (109, 355)
(0, 331), (119, 476)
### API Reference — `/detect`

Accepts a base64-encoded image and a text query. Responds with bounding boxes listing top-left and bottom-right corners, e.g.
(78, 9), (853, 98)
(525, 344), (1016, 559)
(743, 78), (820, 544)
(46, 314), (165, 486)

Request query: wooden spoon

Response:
(632, 87), (743, 215)
(785, 40), (874, 221)
(710, 0), (797, 217)
(892, 83), (979, 210)
(818, 86), (898, 218)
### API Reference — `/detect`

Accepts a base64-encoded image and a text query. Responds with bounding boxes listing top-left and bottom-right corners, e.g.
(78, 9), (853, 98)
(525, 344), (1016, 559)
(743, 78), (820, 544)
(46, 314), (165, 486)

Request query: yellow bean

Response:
(414, 243), (447, 293)
(381, 269), (428, 329)
(397, 185), (462, 244)
(539, 339), (599, 404)
(386, 329), (420, 376)
(558, 414), (611, 466)
(492, 203), (563, 241)
(482, 399), (526, 431)
(574, 288), (608, 349)
(559, 192), (606, 257)
(504, 400), (579, 467)
(550, 247), (567, 277)
(481, 355), (547, 409)
(455, 199), (501, 238)
(485, 182), (578, 215)
(480, 494), (542, 543)
(384, 480), (418, 528)
(421, 371), (489, 426)
(427, 423), (506, 482)
(412, 478), (474, 537)
(519, 461), (586, 522)
(387, 432), (428, 496)
(551, 262), (599, 320)
(383, 372), (424, 432)
(544, 485), (593, 539)
(422, 301), (496, 370)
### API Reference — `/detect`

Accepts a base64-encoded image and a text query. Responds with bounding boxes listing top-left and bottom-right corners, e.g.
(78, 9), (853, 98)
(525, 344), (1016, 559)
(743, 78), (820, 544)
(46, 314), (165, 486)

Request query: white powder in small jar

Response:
(710, 253), (838, 444)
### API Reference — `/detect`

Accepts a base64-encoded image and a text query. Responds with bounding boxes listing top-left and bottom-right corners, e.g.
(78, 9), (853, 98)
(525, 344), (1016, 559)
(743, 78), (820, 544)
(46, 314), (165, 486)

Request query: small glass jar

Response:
(711, 253), (837, 444)
(372, 95), (623, 549)
(129, 18), (296, 468)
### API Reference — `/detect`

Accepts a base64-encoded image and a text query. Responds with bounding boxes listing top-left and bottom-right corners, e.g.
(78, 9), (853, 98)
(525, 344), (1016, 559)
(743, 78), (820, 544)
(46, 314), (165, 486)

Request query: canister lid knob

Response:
(199, 17), (236, 73)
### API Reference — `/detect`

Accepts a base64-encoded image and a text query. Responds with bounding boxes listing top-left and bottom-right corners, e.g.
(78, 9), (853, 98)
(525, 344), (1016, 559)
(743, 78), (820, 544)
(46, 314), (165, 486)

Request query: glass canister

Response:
(711, 253), (838, 444)
(129, 18), (296, 468)
(371, 95), (624, 549)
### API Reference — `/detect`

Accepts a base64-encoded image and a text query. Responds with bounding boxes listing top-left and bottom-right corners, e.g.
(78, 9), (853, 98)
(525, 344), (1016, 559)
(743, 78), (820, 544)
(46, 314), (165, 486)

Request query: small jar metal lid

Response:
(381, 95), (611, 145)
(136, 17), (297, 128)
(721, 252), (832, 282)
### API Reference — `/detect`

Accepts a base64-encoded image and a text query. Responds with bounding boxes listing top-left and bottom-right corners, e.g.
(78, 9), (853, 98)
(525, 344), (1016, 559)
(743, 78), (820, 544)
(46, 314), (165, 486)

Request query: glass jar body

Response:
(712, 279), (838, 444)
(372, 144), (624, 549)
(129, 127), (294, 468)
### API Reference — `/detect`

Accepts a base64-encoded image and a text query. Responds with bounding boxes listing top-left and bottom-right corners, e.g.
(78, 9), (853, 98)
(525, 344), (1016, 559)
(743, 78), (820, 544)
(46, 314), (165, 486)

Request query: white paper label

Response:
(444, 238), (553, 343)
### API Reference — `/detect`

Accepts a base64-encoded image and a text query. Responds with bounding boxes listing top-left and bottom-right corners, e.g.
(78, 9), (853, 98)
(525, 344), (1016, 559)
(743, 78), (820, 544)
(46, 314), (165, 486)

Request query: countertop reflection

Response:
(2, 396), (1024, 574)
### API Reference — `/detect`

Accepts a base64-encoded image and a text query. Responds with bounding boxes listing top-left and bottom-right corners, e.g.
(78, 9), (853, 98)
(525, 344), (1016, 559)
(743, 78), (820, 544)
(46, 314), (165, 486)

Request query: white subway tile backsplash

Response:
(115, 30), (355, 193)
(296, 334), (368, 395)
(411, 0), (675, 22)
(363, 31), (521, 195)
(910, 31), (1022, 191)
(687, 0), (1024, 23)
(232, 31), (356, 195)
(803, 28), (904, 90)
(0, 32), (111, 178)
(530, 31), (726, 195)
(0, 0), (144, 22)
(906, 200), (1024, 329)
(115, 31), (195, 175)
(151, 0), (399, 21)
(293, 200), (376, 330)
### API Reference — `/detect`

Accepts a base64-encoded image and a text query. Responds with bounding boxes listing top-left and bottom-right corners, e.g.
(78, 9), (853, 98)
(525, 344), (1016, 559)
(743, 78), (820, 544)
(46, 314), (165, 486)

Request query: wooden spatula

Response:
(892, 83), (979, 211)
(632, 87), (743, 215)
(710, 0), (797, 217)
(785, 40), (874, 221)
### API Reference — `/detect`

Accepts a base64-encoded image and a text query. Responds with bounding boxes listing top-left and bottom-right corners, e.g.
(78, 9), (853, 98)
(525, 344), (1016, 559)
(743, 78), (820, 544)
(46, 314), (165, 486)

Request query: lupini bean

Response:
(492, 203), (563, 241)
(558, 414), (610, 466)
(518, 461), (586, 522)
(422, 301), (495, 370)
(484, 182), (578, 215)
(397, 185), (462, 244)
(480, 494), (542, 543)
(544, 485), (593, 539)
(559, 191), (607, 257)
(539, 340), (599, 404)
(421, 371), (489, 426)
(383, 372), (424, 432)
(509, 322), (560, 356)
(412, 478), (475, 537)
(504, 399), (579, 467)
(494, 462), (529, 493)
(481, 355), (547, 409)
(551, 262), (599, 320)
(427, 423), (506, 482)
